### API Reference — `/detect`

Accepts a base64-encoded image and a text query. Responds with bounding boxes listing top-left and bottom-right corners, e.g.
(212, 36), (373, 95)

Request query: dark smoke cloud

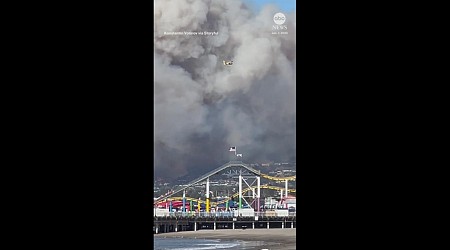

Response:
(154, 0), (296, 180)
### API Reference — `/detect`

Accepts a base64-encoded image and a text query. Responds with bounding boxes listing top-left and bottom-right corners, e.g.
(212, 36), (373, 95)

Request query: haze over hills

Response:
(155, 161), (296, 186)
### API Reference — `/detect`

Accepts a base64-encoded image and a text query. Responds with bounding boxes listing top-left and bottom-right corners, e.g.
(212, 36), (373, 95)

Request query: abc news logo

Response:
(273, 12), (287, 30)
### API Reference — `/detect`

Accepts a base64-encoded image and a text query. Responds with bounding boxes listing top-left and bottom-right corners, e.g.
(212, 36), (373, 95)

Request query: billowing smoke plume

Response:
(154, 0), (296, 180)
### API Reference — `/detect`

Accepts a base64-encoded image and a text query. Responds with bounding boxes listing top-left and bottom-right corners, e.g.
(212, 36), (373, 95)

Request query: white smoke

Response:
(154, 0), (296, 179)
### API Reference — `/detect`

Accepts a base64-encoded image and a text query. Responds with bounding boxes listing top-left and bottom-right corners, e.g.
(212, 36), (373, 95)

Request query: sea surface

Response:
(154, 237), (268, 250)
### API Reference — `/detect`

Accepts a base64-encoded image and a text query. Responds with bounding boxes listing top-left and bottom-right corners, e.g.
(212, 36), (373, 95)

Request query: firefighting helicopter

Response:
(223, 60), (233, 66)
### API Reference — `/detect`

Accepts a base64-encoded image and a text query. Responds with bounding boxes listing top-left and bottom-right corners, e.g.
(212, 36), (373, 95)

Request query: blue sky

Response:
(244, 0), (296, 13)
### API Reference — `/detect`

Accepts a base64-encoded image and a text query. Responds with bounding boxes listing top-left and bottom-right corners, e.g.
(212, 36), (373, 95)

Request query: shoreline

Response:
(154, 228), (296, 249)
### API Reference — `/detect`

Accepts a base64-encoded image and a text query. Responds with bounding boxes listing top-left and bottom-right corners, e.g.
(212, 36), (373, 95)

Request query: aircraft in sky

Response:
(223, 60), (233, 66)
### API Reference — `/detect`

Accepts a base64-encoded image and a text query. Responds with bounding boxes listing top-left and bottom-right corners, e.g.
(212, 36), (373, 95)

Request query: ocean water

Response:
(154, 237), (267, 250)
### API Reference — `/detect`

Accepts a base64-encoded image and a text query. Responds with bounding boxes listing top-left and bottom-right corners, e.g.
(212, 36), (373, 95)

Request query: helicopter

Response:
(223, 60), (233, 66)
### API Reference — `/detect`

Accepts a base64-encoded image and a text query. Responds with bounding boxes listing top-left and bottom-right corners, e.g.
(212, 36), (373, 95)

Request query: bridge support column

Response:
(267, 222), (270, 229)
(214, 222), (216, 230)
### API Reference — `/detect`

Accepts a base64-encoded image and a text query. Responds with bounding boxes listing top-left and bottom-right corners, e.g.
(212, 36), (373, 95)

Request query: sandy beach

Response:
(154, 228), (297, 249)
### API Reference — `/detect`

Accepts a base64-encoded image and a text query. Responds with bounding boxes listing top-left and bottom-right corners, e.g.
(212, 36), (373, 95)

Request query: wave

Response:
(170, 242), (241, 250)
